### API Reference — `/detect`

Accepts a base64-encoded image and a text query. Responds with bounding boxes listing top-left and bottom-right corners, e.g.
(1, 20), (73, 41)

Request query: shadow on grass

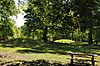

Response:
(1, 38), (100, 55)
(1, 38), (41, 48)
(0, 59), (91, 66)
(16, 49), (68, 55)
(1, 38), (37, 44)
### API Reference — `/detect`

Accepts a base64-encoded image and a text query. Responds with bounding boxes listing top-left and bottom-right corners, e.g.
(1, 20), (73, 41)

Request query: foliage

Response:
(0, 0), (21, 40)
(0, 19), (14, 39)
(71, 0), (100, 30)
(71, 0), (100, 44)
(0, 19), (22, 40)
(0, 0), (18, 17)
(23, 0), (100, 43)
(24, 0), (75, 41)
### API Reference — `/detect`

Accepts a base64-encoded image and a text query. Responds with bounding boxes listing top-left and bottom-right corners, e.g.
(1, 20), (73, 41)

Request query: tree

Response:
(24, 0), (75, 41)
(0, 0), (19, 40)
(71, 0), (100, 45)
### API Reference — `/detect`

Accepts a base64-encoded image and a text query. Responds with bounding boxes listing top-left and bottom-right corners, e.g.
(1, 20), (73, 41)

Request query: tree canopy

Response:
(24, 0), (76, 41)
(0, 0), (21, 40)
(71, 0), (100, 44)
(0, 0), (18, 18)
(22, 0), (100, 44)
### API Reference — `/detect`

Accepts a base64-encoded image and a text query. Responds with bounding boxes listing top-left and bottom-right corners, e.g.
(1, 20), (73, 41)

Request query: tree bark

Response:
(42, 26), (48, 42)
(88, 26), (93, 45)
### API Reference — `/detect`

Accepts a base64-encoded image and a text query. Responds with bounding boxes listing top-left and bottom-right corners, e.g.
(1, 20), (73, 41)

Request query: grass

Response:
(0, 38), (100, 65)
(54, 39), (75, 43)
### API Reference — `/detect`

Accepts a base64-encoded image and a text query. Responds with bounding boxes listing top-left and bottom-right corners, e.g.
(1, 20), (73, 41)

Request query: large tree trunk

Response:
(42, 26), (48, 42)
(88, 26), (93, 45)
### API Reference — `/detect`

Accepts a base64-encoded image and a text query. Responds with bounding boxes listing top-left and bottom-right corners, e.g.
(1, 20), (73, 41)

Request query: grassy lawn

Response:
(0, 38), (100, 65)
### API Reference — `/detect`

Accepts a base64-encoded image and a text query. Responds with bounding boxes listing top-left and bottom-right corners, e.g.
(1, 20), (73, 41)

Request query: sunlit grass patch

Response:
(54, 39), (75, 44)
(0, 46), (31, 52)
